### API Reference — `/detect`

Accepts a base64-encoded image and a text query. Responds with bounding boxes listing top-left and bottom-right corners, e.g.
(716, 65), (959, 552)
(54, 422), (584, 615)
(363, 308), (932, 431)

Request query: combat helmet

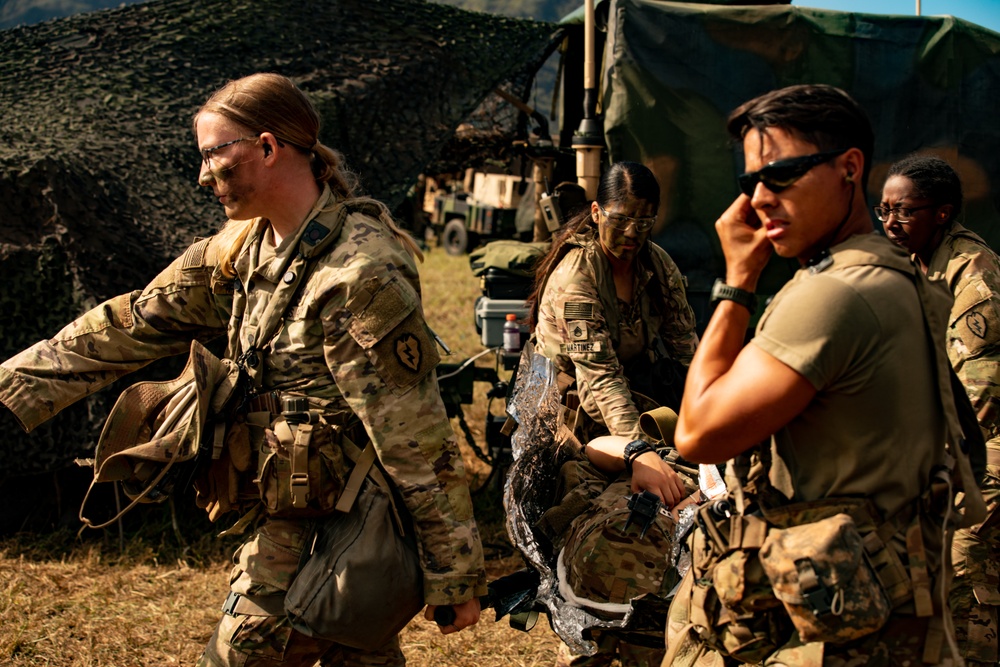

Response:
(556, 477), (678, 620)
(79, 340), (240, 528)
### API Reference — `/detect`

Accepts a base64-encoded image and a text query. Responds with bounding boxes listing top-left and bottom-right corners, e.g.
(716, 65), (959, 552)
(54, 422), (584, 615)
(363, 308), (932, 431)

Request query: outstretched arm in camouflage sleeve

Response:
(0, 237), (232, 431)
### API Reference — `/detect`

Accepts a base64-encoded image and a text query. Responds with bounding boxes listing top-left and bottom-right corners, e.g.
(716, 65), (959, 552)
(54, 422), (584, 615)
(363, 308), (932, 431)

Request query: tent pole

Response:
(572, 0), (603, 199)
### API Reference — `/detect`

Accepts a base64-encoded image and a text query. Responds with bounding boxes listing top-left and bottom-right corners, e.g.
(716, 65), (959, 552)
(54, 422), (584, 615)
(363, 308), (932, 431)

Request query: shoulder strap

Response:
(237, 202), (352, 388)
(826, 244), (986, 526)
(336, 436), (406, 535)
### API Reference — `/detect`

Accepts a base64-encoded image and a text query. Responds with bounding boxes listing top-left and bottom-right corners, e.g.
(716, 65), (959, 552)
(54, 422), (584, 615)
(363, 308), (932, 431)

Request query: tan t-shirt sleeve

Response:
(751, 274), (881, 390)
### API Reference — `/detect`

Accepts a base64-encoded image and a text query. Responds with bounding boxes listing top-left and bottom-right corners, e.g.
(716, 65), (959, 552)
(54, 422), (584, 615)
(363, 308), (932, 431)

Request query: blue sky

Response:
(791, 0), (1000, 33)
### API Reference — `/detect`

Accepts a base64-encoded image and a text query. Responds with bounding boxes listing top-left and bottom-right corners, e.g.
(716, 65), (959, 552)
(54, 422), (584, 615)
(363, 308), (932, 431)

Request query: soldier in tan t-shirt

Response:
(663, 85), (982, 666)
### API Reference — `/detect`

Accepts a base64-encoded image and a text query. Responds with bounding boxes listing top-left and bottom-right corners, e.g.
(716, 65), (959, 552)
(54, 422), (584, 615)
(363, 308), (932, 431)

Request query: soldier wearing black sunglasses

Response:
(664, 84), (984, 666)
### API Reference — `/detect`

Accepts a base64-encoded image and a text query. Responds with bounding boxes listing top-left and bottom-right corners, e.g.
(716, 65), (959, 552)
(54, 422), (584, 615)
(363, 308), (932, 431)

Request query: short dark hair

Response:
(886, 155), (963, 220)
(727, 84), (875, 190)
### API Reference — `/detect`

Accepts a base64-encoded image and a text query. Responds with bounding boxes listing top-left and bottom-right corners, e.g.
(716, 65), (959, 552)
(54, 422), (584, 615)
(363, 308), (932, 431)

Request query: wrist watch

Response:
(710, 278), (758, 313)
(623, 438), (655, 475)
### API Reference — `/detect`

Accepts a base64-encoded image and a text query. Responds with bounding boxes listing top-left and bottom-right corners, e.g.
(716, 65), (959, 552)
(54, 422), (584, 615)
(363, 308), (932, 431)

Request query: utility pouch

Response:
(283, 443), (423, 650)
(686, 501), (785, 663)
(759, 512), (891, 643)
(193, 415), (256, 522)
(255, 406), (351, 518)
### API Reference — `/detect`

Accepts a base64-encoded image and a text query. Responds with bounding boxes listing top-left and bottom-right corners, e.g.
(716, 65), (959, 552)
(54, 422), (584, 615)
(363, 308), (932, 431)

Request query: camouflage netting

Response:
(0, 0), (559, 480)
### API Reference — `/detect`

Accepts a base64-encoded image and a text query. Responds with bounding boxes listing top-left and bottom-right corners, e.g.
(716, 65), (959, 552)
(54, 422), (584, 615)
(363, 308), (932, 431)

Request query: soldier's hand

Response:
(425, 596), (481, 635)
(630, 451), (686, 508)
(715, 194), (772, 292)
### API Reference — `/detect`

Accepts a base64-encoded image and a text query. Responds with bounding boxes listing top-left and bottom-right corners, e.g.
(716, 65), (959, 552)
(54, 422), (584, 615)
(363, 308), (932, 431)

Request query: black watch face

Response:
(625, 439), (648, 457)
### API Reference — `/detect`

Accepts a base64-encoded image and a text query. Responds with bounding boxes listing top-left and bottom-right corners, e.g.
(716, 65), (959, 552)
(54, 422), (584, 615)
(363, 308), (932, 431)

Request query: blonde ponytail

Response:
(215, 218), (258, 278)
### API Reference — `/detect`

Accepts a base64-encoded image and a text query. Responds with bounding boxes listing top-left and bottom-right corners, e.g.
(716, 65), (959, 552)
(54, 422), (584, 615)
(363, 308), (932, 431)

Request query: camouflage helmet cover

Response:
(557, 478), (678, 619)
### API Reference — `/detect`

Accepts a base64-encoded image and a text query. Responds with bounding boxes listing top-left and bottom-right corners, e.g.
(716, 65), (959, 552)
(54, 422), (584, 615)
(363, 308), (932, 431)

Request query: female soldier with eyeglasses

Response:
(0, 73), (485, 667)
(523, 161), (699, 667)
(879, 155), (1000, 666)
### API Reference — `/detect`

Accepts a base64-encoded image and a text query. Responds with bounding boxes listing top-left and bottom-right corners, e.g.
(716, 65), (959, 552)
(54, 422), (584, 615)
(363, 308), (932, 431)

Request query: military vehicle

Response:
(427, 169), (533, 255)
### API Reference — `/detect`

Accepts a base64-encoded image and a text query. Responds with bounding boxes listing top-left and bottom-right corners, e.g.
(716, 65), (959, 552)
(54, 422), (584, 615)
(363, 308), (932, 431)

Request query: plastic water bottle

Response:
(503, 313), (520, 353)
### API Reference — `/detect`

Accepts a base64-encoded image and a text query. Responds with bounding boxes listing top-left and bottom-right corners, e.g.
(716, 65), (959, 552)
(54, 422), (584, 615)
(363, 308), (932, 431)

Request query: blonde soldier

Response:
(0, 73), (485, 666)
(526, 161), (698, 667)
(666, 85), (982, 665)
(879, 155), (1000, 666)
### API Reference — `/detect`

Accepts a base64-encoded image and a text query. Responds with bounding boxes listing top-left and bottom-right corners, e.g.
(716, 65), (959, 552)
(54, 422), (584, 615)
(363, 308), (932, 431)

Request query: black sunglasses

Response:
(737, 148), (848, 197)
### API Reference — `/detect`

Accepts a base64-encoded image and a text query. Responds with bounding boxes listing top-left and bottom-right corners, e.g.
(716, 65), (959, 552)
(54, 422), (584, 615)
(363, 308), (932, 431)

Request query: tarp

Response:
(599, 0), (1000, 308)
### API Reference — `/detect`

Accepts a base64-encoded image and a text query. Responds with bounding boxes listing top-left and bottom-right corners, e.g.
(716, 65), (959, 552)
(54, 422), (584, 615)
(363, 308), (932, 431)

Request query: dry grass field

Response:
(0, 248), (564, 666)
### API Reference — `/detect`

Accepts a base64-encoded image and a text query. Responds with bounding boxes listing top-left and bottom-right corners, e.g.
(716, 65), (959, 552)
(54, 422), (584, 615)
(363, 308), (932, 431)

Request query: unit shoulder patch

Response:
(394, 333), (422, 371)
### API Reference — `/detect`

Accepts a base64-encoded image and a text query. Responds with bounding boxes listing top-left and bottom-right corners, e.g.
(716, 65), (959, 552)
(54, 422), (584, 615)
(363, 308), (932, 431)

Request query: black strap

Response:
(950, 368), (987, 483)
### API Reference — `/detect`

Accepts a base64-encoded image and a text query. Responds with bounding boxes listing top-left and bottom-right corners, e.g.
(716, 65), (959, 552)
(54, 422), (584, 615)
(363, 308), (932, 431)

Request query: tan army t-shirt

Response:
(751, 234), (948, 522)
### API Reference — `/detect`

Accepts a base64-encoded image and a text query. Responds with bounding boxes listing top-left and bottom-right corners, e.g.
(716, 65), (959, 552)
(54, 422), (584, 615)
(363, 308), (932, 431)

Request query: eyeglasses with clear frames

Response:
(200, 136), (257, 165)
(598, 204), (656, 232)
(872, 204), (936, 222)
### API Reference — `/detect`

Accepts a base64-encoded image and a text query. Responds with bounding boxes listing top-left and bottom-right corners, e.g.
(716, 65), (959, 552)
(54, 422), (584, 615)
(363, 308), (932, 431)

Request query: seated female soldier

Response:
(524, 161), (700, 667)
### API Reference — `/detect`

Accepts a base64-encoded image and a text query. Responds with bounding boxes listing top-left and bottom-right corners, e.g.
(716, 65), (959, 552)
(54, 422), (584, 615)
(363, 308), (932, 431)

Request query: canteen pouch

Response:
(759, 512), (891, 643)
(256, 418), (351, 518)
(283, 477), (424, 650)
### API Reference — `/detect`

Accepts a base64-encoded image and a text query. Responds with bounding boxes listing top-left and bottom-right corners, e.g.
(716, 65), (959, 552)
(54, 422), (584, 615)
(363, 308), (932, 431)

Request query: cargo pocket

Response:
(759, 513), (891, 643)
(206, 611), (294, 665)
(346, 276), (440, 396)
(949, 282), (1000, 360)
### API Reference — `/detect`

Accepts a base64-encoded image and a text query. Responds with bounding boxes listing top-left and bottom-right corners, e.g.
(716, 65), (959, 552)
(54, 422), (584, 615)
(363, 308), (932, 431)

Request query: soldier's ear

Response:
(937, 204), (954, 225)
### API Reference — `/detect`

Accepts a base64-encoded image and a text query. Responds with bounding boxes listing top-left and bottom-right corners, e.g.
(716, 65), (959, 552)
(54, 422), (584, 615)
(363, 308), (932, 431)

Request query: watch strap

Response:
(710, 278), (758, 313)
(623, 439), (655, 475)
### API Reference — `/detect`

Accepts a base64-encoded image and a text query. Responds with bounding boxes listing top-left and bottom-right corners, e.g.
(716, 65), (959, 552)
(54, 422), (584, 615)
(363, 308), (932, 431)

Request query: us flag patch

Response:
(564, 302), (594, 320)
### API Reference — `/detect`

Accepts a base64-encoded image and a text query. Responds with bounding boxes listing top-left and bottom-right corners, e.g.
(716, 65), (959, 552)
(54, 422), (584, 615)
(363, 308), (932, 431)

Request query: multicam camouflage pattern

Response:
(556, 476), (676, 667)
(0, 186), (486, 659)
(199, 518), (406, 667)
(928, 221), (1000, 664)
(559, 479), (678, 614)
(534, 225), (698, 440)
(758, 514), (891, 644)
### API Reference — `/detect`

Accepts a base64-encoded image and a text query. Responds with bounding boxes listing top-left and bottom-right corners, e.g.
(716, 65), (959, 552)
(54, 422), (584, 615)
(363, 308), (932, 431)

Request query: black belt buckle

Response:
(221, 591), (241, 616)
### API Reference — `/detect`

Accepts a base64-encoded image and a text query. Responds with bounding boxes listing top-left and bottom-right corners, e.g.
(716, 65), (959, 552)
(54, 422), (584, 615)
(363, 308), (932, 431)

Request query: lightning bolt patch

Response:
(395, 333), (422, 371)
(966, 311), (988, 339)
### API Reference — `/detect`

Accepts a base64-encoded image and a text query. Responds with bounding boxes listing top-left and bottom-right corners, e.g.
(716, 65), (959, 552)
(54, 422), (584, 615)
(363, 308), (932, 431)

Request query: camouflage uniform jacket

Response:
(534, 226), (698, 440)
(928, 221), (1000, 448)
(0, 186), (486, 605)
(928, 222), (1000, 664)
